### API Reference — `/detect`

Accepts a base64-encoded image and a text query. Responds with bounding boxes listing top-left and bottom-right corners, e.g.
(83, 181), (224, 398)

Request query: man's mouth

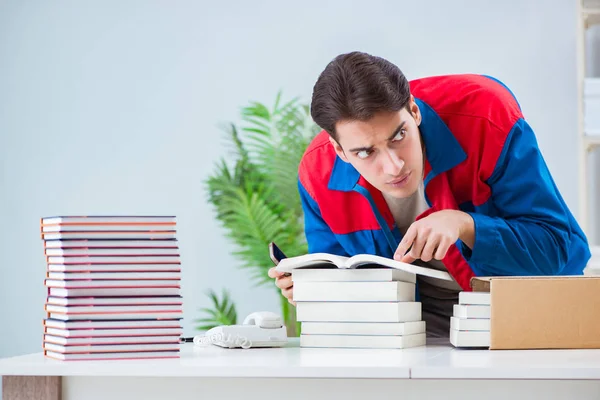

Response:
(388, 171), (411, 186)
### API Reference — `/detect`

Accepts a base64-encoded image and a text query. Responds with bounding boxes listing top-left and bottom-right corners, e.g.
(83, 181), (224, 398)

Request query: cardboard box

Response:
(470, 276), (600, 350)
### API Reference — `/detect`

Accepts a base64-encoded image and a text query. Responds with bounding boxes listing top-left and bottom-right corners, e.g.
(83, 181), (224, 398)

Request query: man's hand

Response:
(268, 267), (296, 306)
(394, 210), (475, 264)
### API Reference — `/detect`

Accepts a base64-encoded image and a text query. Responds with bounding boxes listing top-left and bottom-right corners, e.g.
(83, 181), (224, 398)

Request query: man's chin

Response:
(381, 184), (418, 199)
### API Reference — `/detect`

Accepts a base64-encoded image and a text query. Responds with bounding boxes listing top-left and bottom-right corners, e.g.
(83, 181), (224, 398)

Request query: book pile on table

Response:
(41, 215), (183, 361)
(449, 291), (491, 348)
(294, 268), (426, 349)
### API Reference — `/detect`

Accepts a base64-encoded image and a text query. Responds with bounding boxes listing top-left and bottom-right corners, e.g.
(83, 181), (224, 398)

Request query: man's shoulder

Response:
(304, 130), (332, 156)
(410, 74), (523, 133)
(298, 130), (337, 194)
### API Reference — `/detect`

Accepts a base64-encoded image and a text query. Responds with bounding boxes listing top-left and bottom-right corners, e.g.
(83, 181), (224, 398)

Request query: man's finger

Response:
(407, 228), (426, 261)
(420, 234), (440, 262)
(275, 276), (293, 290)
(434, 237), (452, 260)
(394, 225), (417, 261)
(401, 253), (417, 264)
(283, 287), (293, 300)
(268, 267), (285, 279)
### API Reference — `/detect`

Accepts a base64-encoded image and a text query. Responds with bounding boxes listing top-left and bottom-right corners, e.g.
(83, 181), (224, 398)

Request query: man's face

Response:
(331, 97), (423, 198)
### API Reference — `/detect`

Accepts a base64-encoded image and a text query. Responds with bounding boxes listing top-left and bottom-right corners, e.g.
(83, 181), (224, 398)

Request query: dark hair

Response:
(310, 51), (411, 140)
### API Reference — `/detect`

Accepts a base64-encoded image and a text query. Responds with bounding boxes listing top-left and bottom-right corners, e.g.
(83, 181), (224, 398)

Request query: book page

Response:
(275, 253), (350, 273)
(347, 254), (453, 281)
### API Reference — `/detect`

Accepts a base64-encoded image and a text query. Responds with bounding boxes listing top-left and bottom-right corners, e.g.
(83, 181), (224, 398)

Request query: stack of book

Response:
(41, 216), (183, 361)
(449, 291), (491, 348)
(293, 268), (426, 349)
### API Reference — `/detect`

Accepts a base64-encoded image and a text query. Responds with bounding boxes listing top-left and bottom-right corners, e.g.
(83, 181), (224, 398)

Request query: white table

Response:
(1, 339), (600, 400)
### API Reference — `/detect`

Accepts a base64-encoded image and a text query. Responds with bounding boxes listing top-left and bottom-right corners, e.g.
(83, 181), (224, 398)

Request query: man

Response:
(268, 51), (590, 337)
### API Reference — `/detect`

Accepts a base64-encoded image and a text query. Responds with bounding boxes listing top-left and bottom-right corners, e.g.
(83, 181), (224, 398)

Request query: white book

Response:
(45, 304), (183, 314)
(450, 316), (490, 332)
(44, 239), (178, 249)
(300, 333), (426, 349)
(293, 281), (415, 302)
(43, 342), (180, 353)
(46, 350), (179, 361)
(47, 255), (181, 264)
(49, 287), (181, 297)
(42, 216), (176, 225)
(459, 291), (491, 305)
(44, 318), (182, 330)
(45, 279), (180, 288)
(300, 321), (426, 336)
(296, 302), (422, 322)
(453, 304), (490, 319)
(276, 253), (451, 282)
(48, 263), (181, 272)
(292, 268), (416, 283)
(46, 296), (182, 306)
(45, 327), (183, 337)
(45, 248), (180, 256)
(47, 271), (181, 280)
(49, 312), (182, 321)
(44, 334), (180, 345)
(449, 329), (490, 348)
(42, 224), (176, 233)
(44, 350), (179, 361)
(42, 232), (176, 240)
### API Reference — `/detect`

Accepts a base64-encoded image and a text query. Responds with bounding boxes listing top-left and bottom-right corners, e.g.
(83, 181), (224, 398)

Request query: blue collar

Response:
(327, 97), (467, 192)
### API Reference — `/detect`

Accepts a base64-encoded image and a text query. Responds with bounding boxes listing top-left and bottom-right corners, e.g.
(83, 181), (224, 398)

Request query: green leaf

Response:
(194, 288), (238, 331)
(204, 91), (318, 334)
(242, 127), (270, 136)
(241, 102), (271, 120)
(272, 90), (282, 110)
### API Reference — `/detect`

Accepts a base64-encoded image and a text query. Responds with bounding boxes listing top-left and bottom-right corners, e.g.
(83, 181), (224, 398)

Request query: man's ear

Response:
(328, 135), (350, 163)
(409, 95), (422, 126)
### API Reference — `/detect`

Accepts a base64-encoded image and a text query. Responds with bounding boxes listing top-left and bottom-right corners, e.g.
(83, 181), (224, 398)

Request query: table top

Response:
(1, 338), (600, 380)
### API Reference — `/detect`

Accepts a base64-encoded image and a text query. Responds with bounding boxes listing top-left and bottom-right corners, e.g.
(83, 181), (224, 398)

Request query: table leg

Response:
(2, 376), (61, 400)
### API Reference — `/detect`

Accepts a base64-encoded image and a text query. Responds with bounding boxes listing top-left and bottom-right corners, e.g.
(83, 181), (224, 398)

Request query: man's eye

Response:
(392, 129), (406, 142)
(356, 150), (371, 159)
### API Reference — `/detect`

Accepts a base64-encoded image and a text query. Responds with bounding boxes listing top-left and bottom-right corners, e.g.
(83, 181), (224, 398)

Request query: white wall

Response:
(586, 24), (600, 245)
(0, 0), (581, 364)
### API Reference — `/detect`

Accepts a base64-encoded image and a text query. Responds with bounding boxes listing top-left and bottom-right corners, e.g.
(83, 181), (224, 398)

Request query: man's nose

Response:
(382, 150), (404, 176)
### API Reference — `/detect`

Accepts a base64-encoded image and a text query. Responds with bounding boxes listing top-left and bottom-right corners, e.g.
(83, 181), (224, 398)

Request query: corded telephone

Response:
(193, 311), (288, 349)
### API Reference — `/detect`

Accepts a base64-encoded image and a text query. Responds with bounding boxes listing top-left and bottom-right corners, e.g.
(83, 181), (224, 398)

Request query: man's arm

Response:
(298, 179), (348, 256)
(268, 177), (348, 306)
(461, 118), (587, 276)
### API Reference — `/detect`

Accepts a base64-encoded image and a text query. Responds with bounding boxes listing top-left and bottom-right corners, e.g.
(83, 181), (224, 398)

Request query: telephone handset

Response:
(193, 311), (288, 349)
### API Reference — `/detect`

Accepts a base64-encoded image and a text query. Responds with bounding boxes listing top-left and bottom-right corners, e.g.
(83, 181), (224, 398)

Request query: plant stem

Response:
(279, 293), (297, 337)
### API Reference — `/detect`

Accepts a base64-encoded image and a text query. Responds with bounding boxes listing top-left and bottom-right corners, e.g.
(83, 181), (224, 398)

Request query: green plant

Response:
(204, 92), (319, 336)
(194, 288), (238, 331)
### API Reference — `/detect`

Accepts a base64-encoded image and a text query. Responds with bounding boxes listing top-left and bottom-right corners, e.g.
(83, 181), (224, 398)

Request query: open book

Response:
(274, 252), (453, 282)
